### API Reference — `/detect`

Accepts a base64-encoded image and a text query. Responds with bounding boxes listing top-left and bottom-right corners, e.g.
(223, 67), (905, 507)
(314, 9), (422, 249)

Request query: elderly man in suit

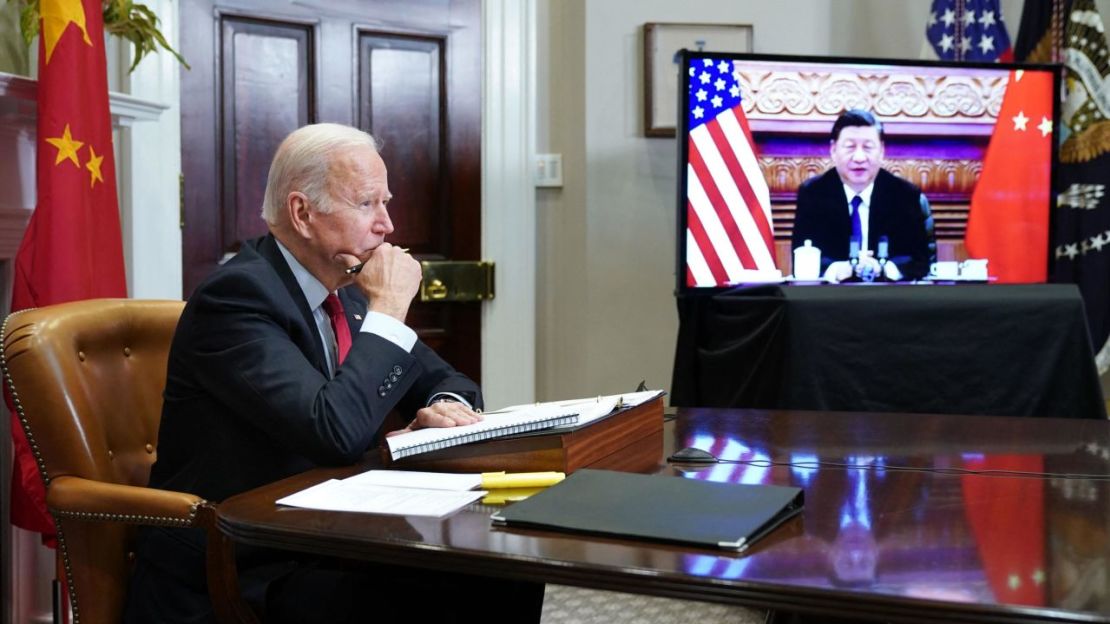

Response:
(791, 109), (932, 282)
(124, 123), (543, 623)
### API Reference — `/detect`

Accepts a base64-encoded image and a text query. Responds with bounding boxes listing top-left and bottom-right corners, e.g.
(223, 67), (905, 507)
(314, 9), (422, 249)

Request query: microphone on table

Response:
(875, 235), (891, 282)
(843, 236), (863, 283)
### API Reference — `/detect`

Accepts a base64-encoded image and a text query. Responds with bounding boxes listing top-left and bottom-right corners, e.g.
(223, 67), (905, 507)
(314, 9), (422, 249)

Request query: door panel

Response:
(358, 34), (444, 253)
(221, 18), (314, 252)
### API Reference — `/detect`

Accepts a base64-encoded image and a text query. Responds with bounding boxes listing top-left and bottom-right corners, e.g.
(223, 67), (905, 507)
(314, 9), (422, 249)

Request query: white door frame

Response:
(480, 0), (537, 407)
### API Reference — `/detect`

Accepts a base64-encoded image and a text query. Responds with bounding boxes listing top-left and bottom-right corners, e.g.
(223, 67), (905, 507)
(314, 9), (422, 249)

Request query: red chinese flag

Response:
(8, 0), (127, 542)
(965, 70), (1054, 283)
(961, 455), (1046, 606)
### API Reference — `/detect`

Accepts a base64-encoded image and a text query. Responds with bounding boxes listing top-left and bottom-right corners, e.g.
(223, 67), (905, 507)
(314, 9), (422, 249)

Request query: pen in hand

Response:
(345, 247), (410, 274)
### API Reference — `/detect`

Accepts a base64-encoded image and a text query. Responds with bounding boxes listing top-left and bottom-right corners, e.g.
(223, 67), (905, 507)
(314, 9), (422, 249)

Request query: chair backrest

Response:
(2, 299), (185, 624)
(920, 193), (938, 266)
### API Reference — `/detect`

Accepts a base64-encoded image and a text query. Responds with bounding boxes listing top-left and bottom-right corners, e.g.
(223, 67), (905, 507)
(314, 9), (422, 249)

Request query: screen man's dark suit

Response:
(124, 233), (483, 621)
(791, 168), (932, 280)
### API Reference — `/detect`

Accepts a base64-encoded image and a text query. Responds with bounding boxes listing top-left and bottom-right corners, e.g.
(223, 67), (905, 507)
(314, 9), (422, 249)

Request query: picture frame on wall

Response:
(643, 23), (753, 138)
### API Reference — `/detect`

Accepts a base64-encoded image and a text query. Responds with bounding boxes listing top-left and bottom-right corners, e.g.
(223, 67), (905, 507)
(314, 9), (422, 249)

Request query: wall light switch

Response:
(534, 153), (563, 188)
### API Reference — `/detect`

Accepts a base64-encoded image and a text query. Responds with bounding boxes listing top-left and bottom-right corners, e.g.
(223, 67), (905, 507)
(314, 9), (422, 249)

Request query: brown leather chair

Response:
(1, 299), (255, 624)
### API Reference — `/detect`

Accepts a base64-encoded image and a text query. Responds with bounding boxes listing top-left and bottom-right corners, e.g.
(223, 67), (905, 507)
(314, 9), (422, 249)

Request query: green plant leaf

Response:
(9, 0), (189, 71)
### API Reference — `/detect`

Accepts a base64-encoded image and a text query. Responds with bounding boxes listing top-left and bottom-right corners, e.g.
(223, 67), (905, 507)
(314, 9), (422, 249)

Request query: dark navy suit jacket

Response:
(791, 168), (932, 280)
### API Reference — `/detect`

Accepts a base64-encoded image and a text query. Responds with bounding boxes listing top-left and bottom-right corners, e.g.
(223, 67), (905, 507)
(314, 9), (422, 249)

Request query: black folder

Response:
(490, 469), (803, 551)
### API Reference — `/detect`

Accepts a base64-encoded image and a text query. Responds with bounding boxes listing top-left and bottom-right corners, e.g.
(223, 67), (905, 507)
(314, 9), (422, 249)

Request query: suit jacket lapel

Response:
(338, 287), (367, 339)
(868, 170), (890, 251)
(256, 234), (330, 375)
(825, 170), (852, 242)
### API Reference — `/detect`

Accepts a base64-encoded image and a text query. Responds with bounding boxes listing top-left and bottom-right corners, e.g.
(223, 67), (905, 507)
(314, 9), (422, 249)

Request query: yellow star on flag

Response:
(1038, 116), (1053, 137)
(85, 145), (104, 188)
(45, 124), (84, 168)
(41, 0), (92, 64)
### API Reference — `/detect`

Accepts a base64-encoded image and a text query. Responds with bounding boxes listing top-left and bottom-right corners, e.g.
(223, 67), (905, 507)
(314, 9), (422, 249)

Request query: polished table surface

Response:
(217, 409), (1110, 623)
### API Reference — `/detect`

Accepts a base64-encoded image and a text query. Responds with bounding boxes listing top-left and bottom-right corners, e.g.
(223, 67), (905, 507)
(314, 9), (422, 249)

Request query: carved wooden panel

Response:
(761, 157), (984, 198)
(737, 64), (1007, 125)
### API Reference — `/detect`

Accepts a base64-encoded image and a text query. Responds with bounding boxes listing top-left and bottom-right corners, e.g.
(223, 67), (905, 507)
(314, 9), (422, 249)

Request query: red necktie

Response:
(322, 293), (352, 366)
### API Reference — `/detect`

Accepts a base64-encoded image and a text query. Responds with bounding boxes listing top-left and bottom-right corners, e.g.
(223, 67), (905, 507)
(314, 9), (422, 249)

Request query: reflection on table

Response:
(672, 409), (1109, 616)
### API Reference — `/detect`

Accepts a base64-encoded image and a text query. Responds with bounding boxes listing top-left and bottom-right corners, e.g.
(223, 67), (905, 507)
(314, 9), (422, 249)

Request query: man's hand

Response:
(341, 243), (422, 322)
(385, 401), (484, 438)
(825, 261), (853, 282)
(854, 251), (882, 280)
(826, 251), (882, 283)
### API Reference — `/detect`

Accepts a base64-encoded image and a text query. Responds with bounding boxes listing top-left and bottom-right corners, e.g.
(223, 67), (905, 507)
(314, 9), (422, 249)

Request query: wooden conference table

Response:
(217, 409), (1110, 623)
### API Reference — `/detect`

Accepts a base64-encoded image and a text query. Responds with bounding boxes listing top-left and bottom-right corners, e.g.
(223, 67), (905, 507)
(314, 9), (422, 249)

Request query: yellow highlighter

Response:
(480, 471), (565, 489)
(482, 487), (547, 505)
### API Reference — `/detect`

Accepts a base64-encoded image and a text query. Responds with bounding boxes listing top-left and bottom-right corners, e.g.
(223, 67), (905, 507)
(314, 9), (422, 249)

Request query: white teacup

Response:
(929, 261), (959, 280)
(960, 258), (988, 280)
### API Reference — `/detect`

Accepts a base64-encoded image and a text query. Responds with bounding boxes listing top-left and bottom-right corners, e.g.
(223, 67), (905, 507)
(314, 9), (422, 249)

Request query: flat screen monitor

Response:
(676, 51), (1060, 292)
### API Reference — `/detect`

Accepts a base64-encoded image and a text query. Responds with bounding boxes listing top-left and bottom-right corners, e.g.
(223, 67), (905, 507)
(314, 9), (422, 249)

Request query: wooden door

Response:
(180, 0), (482, 379)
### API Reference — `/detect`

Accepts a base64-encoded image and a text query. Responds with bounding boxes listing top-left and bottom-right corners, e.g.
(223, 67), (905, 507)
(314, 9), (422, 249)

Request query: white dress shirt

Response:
(275, 240), (416, 378)
(842, 182), (874, 252)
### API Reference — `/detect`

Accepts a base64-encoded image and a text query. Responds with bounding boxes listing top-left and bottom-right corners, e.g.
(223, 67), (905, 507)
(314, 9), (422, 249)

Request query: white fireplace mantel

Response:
(0, 70), (173, 270)
(0, 71), (169, 126)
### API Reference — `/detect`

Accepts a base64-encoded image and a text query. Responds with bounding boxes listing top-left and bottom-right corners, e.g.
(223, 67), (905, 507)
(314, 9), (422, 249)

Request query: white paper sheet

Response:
(276, 479), (484, 518)
(342, 470), (482, 491)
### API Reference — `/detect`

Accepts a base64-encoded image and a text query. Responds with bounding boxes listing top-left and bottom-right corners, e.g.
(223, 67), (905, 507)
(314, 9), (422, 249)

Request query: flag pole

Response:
(1052, 0), (1065, 63)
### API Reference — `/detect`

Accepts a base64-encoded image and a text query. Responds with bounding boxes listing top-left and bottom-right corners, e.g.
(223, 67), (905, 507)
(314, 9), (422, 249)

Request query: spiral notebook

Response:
(386, 404), (579, 460)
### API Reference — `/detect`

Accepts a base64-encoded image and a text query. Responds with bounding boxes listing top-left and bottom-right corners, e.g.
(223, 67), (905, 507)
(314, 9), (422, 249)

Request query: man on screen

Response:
(791, 109), (933, 281)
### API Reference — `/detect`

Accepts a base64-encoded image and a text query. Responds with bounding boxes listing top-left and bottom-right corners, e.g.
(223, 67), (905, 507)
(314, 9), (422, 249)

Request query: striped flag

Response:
(925, 0), (1014, 62)
(685, 57), (776, 287)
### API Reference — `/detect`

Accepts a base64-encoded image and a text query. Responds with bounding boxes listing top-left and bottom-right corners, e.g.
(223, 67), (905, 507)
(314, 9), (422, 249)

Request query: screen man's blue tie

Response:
(849, 195), (863, 247)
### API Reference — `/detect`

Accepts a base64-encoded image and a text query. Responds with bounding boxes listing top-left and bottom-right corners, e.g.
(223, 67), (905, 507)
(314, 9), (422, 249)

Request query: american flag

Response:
(685, 57), (776, 287)
(926, 0), (1014, 62)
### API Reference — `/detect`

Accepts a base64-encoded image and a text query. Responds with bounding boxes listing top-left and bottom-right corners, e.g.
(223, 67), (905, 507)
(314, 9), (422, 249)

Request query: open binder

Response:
(382, 394), (665, 473)
(491, 469), (804, 551)
(385, 404), (579, 460)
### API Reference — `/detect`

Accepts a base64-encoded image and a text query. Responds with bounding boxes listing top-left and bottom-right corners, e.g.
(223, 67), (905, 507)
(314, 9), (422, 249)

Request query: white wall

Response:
(118, 0), (183, 301)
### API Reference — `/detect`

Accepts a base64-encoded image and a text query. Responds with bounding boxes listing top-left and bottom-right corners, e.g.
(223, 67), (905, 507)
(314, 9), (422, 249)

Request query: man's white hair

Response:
(261, 123), (380, 225)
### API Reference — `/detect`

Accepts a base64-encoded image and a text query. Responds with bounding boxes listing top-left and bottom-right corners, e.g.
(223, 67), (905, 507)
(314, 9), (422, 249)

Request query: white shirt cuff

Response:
(427, 392), (473, 409)
(884, 261), (903, 281)
(359, 311), (417, 352)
